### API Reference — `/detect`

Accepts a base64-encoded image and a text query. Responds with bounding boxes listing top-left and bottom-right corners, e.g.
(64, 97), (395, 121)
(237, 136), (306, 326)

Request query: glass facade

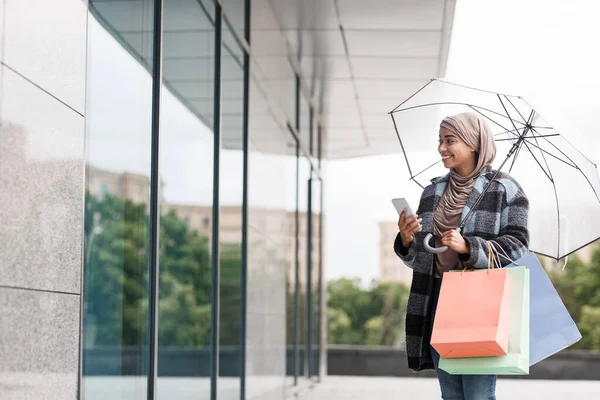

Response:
(81, 1), (324, 399)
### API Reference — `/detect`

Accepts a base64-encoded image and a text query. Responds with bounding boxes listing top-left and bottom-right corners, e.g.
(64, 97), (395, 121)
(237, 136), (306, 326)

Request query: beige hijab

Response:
(433, 112), (497, 274)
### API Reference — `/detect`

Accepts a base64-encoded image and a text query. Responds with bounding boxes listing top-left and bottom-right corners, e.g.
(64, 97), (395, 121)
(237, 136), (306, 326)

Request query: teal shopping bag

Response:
(438, 267), (530, 375)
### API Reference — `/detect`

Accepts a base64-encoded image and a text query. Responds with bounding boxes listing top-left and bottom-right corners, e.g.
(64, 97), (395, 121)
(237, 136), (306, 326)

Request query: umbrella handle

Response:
(423, 233), (449, 254)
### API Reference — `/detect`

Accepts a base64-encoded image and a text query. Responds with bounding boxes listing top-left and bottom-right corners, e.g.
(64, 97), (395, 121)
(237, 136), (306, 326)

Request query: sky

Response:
(83, 0), (600, 286)
(324, 0), (600, 285)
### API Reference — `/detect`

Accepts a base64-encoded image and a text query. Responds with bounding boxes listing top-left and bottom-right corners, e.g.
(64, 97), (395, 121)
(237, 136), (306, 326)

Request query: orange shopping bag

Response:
(431, 265), (512, 359)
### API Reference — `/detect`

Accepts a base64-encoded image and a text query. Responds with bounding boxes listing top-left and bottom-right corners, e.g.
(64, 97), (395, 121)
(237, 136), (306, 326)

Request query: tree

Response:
(327, 307), (356, 344)
(326, 278), (409, 346)
(84, 192), (242, 348)
(84, 192), (149, 346)
(549, 243), (600, 350)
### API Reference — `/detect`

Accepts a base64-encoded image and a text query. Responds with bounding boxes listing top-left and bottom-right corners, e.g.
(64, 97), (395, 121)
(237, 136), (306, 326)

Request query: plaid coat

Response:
(394, 166), (529, 372)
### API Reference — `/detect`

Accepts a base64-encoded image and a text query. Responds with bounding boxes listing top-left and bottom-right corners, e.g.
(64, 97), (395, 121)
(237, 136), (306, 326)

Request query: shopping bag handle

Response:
(487, 240), (516, 265)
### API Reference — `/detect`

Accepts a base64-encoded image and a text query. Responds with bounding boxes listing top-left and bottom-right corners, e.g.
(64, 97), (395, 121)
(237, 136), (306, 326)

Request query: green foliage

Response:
(84, 192), (241, 348)
(578, 306), (600, 350)
(326, 278), (409, 347)
(548, 243), (600, 351)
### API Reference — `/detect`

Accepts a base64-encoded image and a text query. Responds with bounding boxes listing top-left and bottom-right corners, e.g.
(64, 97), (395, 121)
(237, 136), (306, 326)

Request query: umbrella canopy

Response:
(389, 78), (600, 261)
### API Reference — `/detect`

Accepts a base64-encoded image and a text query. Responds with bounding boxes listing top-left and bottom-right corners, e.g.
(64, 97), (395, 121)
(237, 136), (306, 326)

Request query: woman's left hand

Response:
(442, 230), (470, 254)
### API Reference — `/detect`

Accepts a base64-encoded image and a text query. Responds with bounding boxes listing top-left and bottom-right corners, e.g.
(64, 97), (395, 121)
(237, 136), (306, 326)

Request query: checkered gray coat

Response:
(394, 166), (529, 372)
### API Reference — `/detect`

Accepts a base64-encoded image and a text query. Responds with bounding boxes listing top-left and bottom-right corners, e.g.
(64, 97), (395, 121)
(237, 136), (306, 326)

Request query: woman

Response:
(394, 112), (530, 400)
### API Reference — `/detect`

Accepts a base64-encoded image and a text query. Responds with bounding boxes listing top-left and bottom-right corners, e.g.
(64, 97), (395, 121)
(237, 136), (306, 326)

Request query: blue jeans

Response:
(430, 277), (497, 400)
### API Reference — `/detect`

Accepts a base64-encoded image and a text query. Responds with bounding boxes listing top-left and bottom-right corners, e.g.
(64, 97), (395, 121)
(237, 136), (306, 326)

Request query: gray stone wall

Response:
(0, 0), (87, 398)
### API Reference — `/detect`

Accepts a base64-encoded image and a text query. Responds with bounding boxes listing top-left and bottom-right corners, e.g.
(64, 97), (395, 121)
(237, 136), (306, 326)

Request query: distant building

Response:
(88, 166), (321, 290)
(378, 221), (412, 286)
(86, 165), (165, 206)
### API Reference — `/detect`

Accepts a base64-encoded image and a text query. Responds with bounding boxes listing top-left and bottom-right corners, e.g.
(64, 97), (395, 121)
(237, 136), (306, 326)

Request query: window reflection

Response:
(246, 73), (297, 396)
(310, 177), (322, 379)
(157, 0), (215, 397)
(82, 1), (156, 399)
(82, 1), (325, 398)
(297, 155), (312, 380)
(217, 22), (245, 400)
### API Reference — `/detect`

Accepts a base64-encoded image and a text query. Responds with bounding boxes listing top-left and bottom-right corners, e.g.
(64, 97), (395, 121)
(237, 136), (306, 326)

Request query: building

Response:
(378, 221), (413, 285)
(88, 166), (321, 289)
(0, 1), (456, 399)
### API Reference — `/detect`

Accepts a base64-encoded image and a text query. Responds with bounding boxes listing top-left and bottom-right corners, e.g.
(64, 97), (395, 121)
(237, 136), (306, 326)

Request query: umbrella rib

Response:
(522, 141), (553, 181)
(521, 139), (578, 169)
(528, 130), (600, 203)
(410, 177), (426, 190)
(393, 102), (524, 128)
(390, 79), (434, 113)
(466, 105), (516, 134)
(495, 128), (575, 168)
(552, 176), (562, 261)
(534, 126), (600, 203)
(531, 127), (590, 169)
(503, 95), (529, 125)
(468, 105), (527, 125)
(494, 127), (524, 148)
(497, 95), (523, 135)
(498, 96), (531, 175)
(522, 129), (554, 181)
(412, 159), (443, 180)
(496, 133), (560, 141)
(518, 96), (598, 167)
(526, 122), (563, 256)
(494, 128), (521, 138)
(525, 116), (555, 177)
(391, 113), (415, 178)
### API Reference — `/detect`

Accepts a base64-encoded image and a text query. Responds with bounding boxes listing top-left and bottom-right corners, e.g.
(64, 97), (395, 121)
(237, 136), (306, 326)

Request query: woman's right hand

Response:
(398, 209), (422, 248)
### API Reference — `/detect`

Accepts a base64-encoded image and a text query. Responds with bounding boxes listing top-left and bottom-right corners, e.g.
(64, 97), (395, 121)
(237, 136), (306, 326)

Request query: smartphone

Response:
(391, 198), (415, 219)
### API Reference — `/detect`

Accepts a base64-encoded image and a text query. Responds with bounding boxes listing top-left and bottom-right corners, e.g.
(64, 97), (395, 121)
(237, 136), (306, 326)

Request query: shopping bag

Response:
(431, 267), (512, 358)
(507, 252), (582, 365)
(438, 266), (530, 374)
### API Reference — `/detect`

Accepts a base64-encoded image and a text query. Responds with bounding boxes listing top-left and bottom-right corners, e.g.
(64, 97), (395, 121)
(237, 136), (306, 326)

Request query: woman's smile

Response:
(442, 155), (453, 164)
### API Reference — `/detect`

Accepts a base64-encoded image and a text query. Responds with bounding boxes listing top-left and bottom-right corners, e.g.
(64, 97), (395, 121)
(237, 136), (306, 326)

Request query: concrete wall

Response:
(0, 0), (87, 399)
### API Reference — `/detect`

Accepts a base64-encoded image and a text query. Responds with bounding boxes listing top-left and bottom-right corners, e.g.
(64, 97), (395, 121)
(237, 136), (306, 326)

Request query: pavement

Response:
(306, 376), (600, 400)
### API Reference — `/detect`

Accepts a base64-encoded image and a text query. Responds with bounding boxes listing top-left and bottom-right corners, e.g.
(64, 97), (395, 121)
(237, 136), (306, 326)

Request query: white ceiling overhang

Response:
(252, 0), (457, 159)
(89, 0), (456, 160)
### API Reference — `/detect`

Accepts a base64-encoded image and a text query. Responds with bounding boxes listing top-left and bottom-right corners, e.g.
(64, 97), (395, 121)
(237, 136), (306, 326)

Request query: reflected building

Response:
(88, 166), (321, 290)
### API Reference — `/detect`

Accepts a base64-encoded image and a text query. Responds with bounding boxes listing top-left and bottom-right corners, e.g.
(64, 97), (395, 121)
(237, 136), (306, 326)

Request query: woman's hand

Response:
(441, 230), (470, 254)
(398, 209), (422, 248)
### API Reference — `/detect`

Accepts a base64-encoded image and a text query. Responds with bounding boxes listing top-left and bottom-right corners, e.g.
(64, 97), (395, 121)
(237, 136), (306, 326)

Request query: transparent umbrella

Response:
(389, 78), (600, 261)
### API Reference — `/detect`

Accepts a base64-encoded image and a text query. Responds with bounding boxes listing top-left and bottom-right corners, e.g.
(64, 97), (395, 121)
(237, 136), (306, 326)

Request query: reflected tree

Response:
(84, 192), (242, 348)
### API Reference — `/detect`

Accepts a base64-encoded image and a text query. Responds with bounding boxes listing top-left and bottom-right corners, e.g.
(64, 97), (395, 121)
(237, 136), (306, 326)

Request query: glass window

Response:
(310, 177), (322, 379)
(286, 136), (299, 387)
(297, 156), (312, 380)
(222, 0), (245, 40)
(82, 1), (156, 399)
(246, 72), (297, 396)
(157, 0), (215, 397)
(299, 91), (311, 152)
(218, 22), (246, 400)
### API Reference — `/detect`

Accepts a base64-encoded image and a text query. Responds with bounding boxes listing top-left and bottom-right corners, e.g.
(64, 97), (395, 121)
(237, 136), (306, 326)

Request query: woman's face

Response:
(438, 127), (475, 170)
